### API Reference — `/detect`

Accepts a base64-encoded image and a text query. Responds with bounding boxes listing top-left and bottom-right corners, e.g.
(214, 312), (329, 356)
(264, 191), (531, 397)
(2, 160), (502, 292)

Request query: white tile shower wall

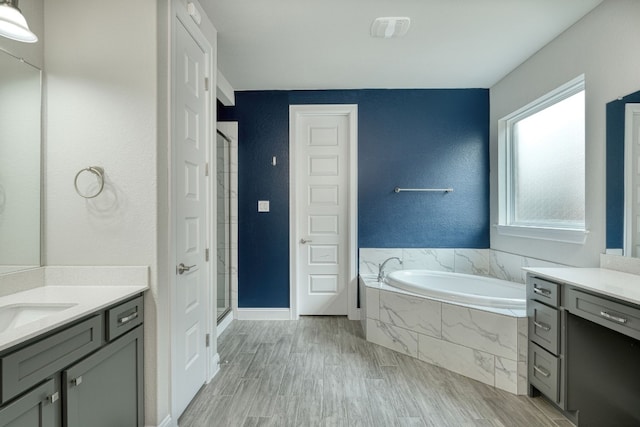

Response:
(359, 248), (566, 284)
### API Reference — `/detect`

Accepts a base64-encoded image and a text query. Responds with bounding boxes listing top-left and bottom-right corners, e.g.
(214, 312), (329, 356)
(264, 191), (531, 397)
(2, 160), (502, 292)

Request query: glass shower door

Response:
(216, 130), (231, 322)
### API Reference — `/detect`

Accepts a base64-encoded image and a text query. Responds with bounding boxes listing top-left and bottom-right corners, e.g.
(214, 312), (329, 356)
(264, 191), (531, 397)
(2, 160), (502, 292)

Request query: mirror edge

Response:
(606, 89), (640, 255)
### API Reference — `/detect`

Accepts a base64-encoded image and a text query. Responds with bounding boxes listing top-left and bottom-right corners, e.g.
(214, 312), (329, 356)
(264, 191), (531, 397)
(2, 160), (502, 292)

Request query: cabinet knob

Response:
(71, 376), (83, 387)
(48, 392), (59, 403)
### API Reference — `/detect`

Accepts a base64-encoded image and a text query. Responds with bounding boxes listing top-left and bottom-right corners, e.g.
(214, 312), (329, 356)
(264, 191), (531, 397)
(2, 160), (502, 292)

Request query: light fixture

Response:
(370, 17), (410, 39)
(0, 0), (37, 43)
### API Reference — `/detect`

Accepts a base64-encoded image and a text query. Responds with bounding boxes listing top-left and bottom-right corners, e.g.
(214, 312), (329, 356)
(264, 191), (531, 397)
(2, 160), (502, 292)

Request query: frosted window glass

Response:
(512, 91), (585, 227)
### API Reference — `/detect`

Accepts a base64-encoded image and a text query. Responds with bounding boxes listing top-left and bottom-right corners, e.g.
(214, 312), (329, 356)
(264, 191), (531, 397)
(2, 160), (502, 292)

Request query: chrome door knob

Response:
(300, 238), (313, 244)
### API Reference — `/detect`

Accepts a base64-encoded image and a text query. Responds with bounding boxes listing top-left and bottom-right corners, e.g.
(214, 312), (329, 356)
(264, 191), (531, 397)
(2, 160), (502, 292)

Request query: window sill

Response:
(495, 224), (588, 244)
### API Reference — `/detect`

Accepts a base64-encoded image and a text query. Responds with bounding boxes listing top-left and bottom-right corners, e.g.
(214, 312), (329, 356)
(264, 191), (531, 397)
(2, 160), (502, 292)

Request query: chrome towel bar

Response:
(394, 187), (453, 193)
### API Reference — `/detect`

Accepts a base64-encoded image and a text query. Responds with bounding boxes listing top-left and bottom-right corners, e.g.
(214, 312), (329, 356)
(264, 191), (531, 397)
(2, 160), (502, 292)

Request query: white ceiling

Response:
(202, 0), (603, 91)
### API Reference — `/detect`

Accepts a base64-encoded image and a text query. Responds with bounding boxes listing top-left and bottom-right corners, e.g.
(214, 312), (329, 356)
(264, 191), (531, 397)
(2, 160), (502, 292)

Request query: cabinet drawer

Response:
(527, 276), (560, 307)
(106, 296), (143, 342)
(1, 315), (102, 404)
(529, 342), (560, 403)
(528, 299), (560, 355)
(565, 287), (640, 341)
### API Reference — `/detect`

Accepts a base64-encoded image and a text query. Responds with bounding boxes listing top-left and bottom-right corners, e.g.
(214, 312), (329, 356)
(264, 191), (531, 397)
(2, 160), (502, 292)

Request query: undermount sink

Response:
(0, 303), (77, 333)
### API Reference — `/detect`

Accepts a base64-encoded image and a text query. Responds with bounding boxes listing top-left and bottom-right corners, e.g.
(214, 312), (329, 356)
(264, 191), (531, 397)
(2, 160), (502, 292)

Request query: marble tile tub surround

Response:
(360, 275), (528, 395)
(359, 248), (565, 284)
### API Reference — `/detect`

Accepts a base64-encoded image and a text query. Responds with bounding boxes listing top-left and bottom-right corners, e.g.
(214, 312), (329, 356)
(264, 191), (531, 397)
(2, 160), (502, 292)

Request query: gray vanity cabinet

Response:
(64, 326), (143, 427)
(527, 272), (640, 426)
(0, 294), (144, 427)
(527, 275), (568, 412)
(0, 378), (60, 427)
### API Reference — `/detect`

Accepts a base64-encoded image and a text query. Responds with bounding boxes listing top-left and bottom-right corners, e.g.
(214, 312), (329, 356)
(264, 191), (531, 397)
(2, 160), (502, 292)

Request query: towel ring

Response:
(74, 166), (105, 199)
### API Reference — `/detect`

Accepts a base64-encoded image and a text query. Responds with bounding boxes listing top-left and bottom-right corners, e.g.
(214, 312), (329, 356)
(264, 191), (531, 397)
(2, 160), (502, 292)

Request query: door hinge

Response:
(205, 248), (210, 262)
(206, 333), (210, 347)
(205, 162), (209, 177)
(204, 77), (209, 91)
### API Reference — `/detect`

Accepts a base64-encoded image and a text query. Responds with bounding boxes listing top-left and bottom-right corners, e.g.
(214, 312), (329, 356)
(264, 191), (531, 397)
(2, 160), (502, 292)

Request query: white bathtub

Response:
(385, 269), (526, 310)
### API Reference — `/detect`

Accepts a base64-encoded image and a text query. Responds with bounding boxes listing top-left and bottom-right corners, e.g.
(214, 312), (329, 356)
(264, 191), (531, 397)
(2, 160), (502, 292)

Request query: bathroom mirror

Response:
(606, 89), (640, 257)
(0, 49), (42, 273)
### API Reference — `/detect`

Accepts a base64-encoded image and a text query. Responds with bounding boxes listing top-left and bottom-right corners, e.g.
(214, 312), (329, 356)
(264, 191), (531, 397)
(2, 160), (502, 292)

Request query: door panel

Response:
(294, 111), (351, 315)
(64, 328), (143, 427)
(173, 17), (208, 418)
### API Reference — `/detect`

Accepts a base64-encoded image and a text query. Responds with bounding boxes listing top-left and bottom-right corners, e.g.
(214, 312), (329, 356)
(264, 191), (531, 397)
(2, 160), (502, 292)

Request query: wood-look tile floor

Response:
(179, 316), (572, 427)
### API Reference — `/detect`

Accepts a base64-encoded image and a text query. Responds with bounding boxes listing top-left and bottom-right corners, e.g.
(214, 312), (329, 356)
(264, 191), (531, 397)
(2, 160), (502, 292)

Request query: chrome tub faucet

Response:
(377, 257), (403, 282)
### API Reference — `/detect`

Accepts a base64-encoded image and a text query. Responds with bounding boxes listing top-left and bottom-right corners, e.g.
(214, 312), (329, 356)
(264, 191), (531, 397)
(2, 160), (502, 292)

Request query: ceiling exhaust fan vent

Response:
(370, 17), (411, 39)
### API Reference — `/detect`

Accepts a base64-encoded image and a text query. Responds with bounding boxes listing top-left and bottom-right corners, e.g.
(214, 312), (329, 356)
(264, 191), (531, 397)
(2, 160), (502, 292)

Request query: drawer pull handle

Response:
(119, 311), (139, 325)
(48, 392), (59, 404)
(533, 321), (551, 332)
(600, 311), (628, 324)
(71, 376), (82, 387)
(533, 287), (551, 297)
(533, 365), (551, 378)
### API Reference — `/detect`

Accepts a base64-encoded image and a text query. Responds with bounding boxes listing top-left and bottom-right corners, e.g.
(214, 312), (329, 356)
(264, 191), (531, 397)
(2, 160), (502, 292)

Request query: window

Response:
(498, 76), (586, 243)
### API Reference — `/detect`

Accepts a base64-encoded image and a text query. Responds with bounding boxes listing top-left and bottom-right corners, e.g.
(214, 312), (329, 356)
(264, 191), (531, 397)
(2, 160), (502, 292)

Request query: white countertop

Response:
(523, 267), (640, 306)
(0, 285), (148, 353)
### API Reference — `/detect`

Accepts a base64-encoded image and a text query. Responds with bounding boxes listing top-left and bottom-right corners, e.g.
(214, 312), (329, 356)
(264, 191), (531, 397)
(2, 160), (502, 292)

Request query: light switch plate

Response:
(258, 200), (270, 212)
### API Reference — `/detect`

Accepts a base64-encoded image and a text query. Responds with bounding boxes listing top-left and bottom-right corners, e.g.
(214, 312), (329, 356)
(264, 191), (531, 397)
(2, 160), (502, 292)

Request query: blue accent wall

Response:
(606, 89), (640, 249)
(218, 89), (489, 308)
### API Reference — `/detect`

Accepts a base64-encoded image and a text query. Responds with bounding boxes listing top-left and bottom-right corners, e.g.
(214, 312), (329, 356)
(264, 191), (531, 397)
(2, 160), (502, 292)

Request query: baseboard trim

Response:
(217, 311), (233, 337)
(236, 308), (291, 320)
(149, 414), (175, 427)
(209, 352), (220, 382)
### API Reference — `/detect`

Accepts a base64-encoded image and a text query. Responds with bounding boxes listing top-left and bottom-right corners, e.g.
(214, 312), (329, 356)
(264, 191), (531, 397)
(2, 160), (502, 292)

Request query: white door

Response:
(291, 106), (356, 315)
(625, 104), (640, 256)
(173, 17), (209, 418)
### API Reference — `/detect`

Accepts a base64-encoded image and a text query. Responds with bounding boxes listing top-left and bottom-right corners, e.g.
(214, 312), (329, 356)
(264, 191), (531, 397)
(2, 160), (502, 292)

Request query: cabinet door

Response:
(0, 378), (60, 427)
(63, 326), (143, 427)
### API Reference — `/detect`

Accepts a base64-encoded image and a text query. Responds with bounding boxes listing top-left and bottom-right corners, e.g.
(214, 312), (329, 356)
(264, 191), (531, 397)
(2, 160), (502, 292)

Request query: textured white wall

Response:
(490, 0), (640, 267)
(43, 0), (168, 425)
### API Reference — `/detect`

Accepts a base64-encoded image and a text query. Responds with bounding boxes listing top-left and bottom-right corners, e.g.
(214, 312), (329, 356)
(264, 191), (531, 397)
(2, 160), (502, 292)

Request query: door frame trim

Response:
(289, 104), (359, 320)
